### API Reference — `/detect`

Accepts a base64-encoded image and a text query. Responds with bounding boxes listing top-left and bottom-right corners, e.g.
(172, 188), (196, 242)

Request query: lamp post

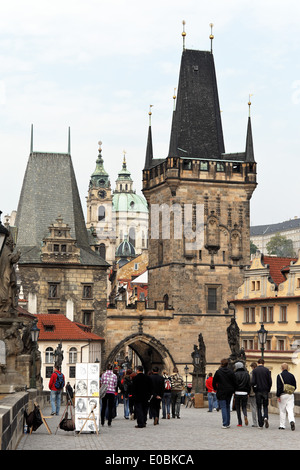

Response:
(257, 323), (268, 360)
(0, 211), (9, 257)
(184, 364), (189, 388)
(30, 319), (40, 388)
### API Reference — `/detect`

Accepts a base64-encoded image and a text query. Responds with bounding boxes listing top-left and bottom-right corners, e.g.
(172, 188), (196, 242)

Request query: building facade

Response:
(104, 38), (257, 375)
(250, 217), (300, 254)
(231, 250), (300, 387)
(14, 138), (109, 339)
(86, 144), (148, 266)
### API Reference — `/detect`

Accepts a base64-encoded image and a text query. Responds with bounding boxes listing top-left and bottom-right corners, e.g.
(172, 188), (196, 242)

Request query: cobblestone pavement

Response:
(16, 402), (300, 453)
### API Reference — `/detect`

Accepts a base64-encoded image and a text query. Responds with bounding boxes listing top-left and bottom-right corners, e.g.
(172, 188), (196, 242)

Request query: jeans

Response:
(162, 392), (171, 418)
(255, 391), (269, 427)
(234, 394), (248, 425)
(101, 393), (115, 425)
(171, 391), (182, 417)
(123, 396), (130, 418)
(207, 392), (218, 411)
(50, 390), (62, 415)
(219, 398), (231, 427)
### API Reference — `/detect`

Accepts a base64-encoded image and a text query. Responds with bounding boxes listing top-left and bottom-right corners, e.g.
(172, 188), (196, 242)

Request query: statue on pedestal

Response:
(227, 317), (246, 368)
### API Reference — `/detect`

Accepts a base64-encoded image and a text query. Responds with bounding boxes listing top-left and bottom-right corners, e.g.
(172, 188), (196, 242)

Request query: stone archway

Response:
(105, 332), (175, 374)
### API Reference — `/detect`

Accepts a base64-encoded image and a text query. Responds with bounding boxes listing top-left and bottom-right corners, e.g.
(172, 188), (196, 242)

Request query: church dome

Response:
(113, 192), (148, 213)
(116, 238), (136, 258)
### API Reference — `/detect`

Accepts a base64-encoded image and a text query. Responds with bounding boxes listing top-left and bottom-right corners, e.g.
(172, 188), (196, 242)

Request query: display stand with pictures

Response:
(74, 363), (100, 434)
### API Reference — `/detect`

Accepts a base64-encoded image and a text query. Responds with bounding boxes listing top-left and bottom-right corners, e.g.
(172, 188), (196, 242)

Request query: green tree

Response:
(250, 240), (258, 255)
(266, 234), (295, 257)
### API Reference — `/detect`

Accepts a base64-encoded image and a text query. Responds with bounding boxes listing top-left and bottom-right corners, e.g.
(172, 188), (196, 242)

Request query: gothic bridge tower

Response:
(142, 29), (257, 359)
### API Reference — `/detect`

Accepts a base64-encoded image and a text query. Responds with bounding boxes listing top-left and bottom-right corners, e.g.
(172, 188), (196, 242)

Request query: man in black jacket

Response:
(132, 366), (152, 428)
(213, 358), (236, 428)
(149, 367), (165, 425)
(276, 363), (297, 430)
(251, 358), (272, 428)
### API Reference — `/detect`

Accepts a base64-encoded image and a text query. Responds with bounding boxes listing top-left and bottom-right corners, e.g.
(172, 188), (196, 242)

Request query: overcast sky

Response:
(0, 0), (300, 227)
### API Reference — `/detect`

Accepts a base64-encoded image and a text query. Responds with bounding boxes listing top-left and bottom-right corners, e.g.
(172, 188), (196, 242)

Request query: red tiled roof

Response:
(34, 314), (104, 341)
(262, 255), (297, 285)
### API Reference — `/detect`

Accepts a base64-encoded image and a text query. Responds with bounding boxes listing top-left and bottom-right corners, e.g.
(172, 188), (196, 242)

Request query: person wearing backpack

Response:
(49, 366), (65, 415)
(162, 370), (172, 419)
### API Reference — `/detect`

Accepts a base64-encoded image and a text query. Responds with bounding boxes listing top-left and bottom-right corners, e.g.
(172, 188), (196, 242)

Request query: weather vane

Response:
(148, 104), (153, 125)
(182, 20), (186, 50)
(173, 88), (177, 111)
(248, 94), (253, 116)
(209, 23), (214, 53)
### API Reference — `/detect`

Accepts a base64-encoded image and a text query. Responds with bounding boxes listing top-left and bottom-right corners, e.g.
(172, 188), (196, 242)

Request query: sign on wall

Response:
(74, 363), (100, 432)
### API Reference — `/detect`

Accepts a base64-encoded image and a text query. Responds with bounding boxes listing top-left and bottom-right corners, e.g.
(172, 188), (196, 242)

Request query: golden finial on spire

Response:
(248, 94), (253, 117)
(148, 104), (153, 125)
(209, 23), (214, 53)
(98, 140), (102, 152)
(182, 20), (186, 50)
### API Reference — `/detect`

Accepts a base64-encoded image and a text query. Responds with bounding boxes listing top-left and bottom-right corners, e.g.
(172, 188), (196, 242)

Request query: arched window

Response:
(99, 243), (106, 260)
(98, 206), (105, 221)
(45, 347), (54, 364)
(69, 347), (77, 364)
(129, 227), (136, 247)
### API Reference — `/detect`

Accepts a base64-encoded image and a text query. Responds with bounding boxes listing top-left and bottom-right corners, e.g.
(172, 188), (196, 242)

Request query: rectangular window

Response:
(45, 367), (53, 378)
(69, 366), (76, 379)
(83, 310), (93, 326)
(83, 285), (93, 299)
(278, 339), (285, 351)
(207, 288), (217, 311)
(48, 283), (59, 298)
(280, 306), (287, 322)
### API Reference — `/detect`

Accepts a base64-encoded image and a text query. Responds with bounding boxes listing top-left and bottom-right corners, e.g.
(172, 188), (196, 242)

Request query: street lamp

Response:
(184, 364), (189, 388)
(257, 323), (268, 359)
(0, 211), (9, 257)
(30, 319), (40, 388)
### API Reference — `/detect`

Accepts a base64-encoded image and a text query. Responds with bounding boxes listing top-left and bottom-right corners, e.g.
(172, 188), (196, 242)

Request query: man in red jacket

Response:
(206, 372), (219, 412)
(49, 367), (65, 415)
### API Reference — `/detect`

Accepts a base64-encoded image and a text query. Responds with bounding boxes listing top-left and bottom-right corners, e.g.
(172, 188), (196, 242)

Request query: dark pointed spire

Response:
(245, 116), (255, 162)
(167, 49), (225, 159)
(144, 106), (154, 169)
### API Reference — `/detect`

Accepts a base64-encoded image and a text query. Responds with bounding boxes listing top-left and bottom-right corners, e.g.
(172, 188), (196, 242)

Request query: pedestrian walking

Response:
(205, 373), (218, 412)
(249, 362), (258, 427)
(170, 367), (185, 419)
(162, 370), (172, 419)
(149, 367), (165, 425)
(276, 363), (297, 431)
(233, 362), (250, 427)
(251, 358), (272, 429)
(49, 366), (65, 416)
(100, 364), (118, 427)
(212, 358), (236, 429)
(132, 365), (152, 428)
(120, 369), (132, 419)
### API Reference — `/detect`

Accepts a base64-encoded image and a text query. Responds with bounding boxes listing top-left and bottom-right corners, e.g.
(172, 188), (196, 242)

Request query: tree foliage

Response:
(266, 234), (295, 257)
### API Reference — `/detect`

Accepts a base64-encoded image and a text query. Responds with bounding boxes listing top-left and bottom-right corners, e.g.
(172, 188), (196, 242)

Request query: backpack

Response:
(165, 377), (171, 390)
(55, 372), (64, 390)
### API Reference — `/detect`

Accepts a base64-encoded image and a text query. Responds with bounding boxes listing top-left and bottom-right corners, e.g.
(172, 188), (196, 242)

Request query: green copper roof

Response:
(89, 144), (110, 189)
(112, 192), (148, 213)
(116, 157), (133, 182)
